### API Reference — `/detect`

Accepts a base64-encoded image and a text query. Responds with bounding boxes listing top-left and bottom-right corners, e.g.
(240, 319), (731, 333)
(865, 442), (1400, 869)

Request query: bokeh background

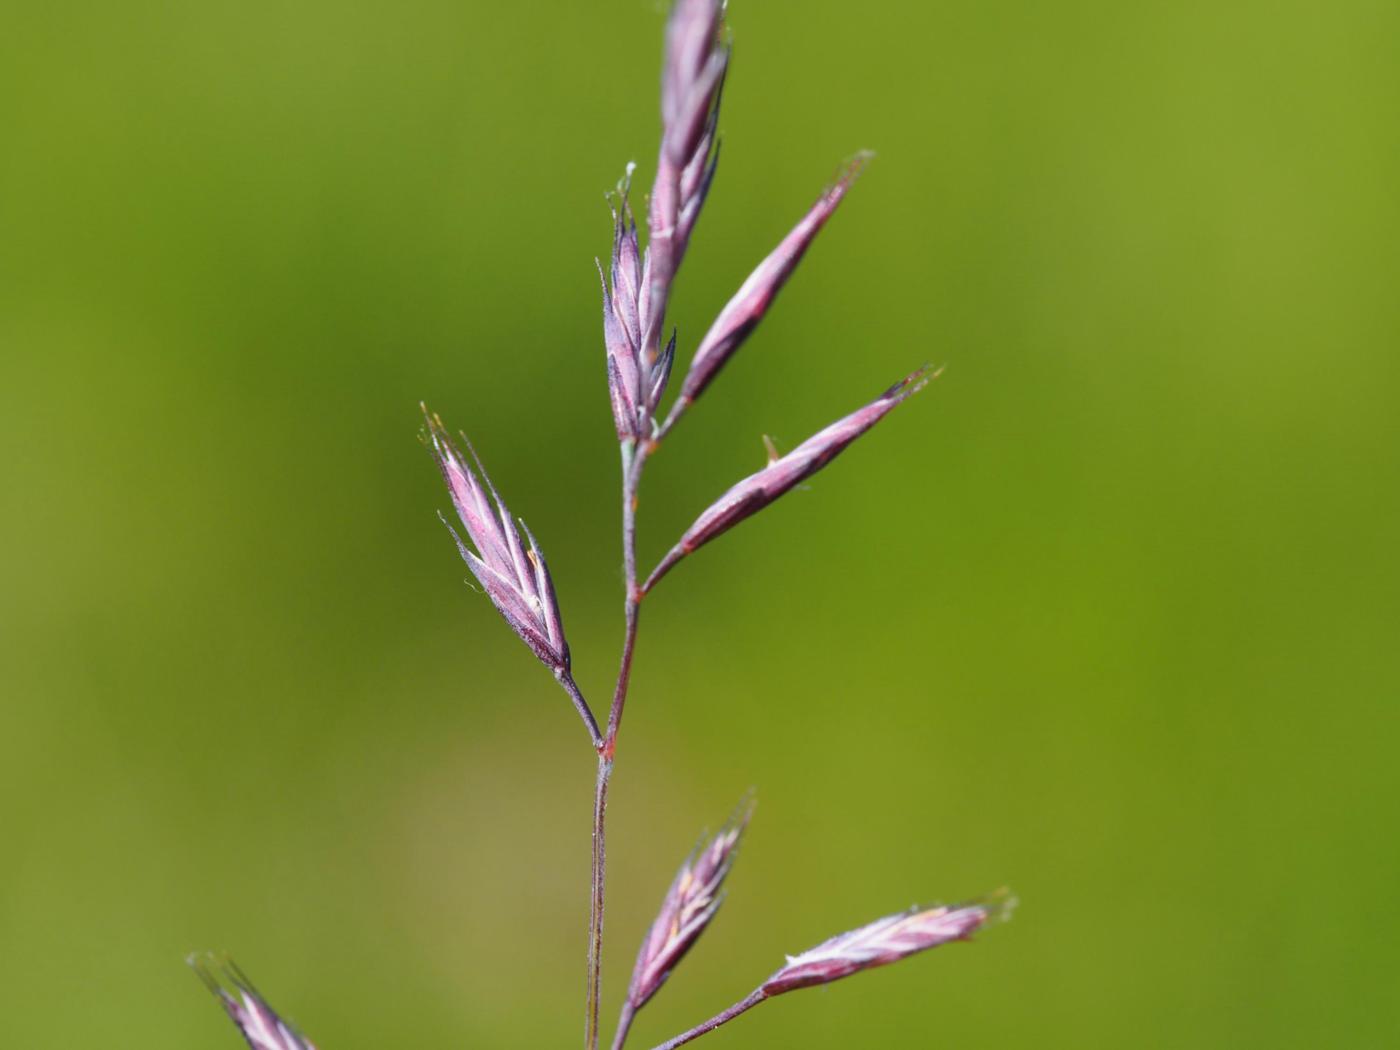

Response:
(3, 0), (1398, 1046)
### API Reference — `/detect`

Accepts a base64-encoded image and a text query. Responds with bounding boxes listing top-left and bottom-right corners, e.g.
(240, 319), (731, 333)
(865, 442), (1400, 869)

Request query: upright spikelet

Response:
(677, 154), (872, 408)
(646, 0), (728, 362)
(625, 800), (754, 1015)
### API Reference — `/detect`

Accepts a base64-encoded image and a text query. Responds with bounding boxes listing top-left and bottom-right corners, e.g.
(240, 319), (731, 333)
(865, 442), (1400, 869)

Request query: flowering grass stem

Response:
(194, 6), (1012, 1049)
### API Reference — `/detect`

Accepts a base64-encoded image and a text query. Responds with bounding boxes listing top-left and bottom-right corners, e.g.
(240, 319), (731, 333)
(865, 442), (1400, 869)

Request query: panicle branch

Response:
(645, 891), (1014, 1050)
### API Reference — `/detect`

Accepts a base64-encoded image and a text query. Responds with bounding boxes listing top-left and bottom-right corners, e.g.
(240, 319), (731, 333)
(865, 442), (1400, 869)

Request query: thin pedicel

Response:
(191, 3), (1011, 1048)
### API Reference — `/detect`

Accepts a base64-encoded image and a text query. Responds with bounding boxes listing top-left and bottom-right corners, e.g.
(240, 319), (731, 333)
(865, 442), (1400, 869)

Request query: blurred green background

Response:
(2, 0), (1398, 1046)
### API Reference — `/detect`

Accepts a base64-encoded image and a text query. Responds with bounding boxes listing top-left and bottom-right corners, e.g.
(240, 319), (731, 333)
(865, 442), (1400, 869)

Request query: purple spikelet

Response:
(646, 367), (935, 591)
(189, 955), (317, 1050)
(422, 406), (571, 676)
(649, 0), (727, 311)
(599, 0), (727, 441)
(600, 173), (647, 439)
(761, 891), (1015, 995)
(601, 172), (682, 437)
(679, 153), (872, 406)
(627, 798), (754, 1011)
(644, 892), (1014, 1050)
